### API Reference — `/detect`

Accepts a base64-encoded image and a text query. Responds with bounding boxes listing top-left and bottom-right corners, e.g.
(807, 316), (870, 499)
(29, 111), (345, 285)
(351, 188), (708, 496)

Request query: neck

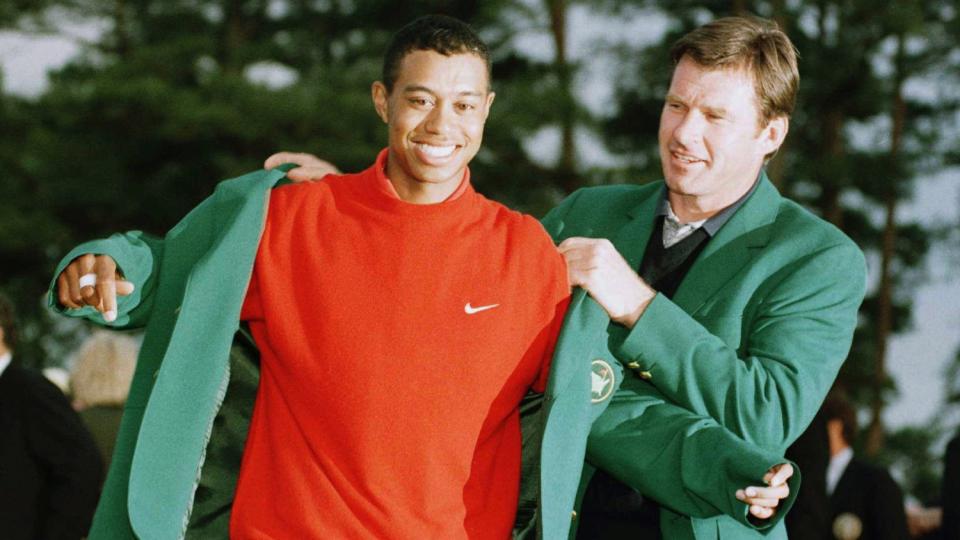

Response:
(384, 158), (462, 205)
(0, 343), (9, 357)
(829, 441), (850, 458)
(667, 171), (760, 223)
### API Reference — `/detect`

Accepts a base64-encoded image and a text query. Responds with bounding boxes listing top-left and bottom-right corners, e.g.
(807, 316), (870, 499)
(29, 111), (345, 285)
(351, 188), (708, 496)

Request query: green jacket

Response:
(542, 173), (866, 539)
(50, 168), (800, 539)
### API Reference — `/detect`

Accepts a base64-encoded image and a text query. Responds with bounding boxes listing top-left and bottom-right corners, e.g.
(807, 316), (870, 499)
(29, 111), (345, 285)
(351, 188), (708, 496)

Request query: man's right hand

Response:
(56, 254), (134, 322)
(263, 152), (341, 183)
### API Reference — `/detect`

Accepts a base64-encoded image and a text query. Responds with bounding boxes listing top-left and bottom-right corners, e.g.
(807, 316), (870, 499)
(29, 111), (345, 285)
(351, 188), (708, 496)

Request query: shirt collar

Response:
(826, 446), (854, 496)
(373, 148), (470, 203)
(0, 352), (11, 377)
(656, 171), (762, 237)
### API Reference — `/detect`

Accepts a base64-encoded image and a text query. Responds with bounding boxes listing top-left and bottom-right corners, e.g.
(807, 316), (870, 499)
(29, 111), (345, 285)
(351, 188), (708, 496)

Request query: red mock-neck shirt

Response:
(231, 150), (569, 539)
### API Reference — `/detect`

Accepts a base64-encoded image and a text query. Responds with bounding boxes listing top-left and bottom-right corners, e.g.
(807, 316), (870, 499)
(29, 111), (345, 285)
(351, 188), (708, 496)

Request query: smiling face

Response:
(372, 50), (495, 203)
(658, 55), (787, 221)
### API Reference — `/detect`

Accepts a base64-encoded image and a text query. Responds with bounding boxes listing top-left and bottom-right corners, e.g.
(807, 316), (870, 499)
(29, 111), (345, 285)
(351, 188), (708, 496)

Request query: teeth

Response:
(418, 144), (456, 158)
(674, 152), (700, 164)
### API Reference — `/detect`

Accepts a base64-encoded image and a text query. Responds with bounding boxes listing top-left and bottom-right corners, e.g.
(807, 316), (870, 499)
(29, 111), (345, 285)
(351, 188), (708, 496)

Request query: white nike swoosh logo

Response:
(464, 303), (500, 314)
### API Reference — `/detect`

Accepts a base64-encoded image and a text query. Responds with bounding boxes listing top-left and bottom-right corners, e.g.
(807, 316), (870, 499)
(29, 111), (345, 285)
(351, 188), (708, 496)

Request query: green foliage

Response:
(880, 425), (943, 506)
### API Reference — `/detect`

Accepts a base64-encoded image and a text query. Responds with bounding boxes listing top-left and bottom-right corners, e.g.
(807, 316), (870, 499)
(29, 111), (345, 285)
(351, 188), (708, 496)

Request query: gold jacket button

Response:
(627, 361), (640, 370)
(639, 370), (652, 380)
(571, 510), (577, 520)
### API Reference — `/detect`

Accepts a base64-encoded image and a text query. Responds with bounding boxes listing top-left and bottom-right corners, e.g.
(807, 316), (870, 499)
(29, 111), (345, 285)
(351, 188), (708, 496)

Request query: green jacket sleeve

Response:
(614, 242), (866, 452)
(47, 231), (163, 329)
(585, 376), (799, 530)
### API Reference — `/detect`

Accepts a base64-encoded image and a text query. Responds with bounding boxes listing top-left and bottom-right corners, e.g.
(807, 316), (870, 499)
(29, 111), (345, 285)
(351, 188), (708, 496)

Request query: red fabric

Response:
(231, 150), (570, 539)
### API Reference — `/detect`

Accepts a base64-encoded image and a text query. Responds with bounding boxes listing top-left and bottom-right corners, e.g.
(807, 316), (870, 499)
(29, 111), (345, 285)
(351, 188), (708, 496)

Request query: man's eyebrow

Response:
(402, 85), (484, 98)
(703, 105), (727, 116)
(402, 85), (437, 95)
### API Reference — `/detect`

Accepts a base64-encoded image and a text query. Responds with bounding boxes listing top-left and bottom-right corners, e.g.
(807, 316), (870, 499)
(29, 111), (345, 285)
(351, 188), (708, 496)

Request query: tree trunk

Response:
(865, 32), (906, 457)
(113, 0), (129, 58)
(546, 0), (578, 193)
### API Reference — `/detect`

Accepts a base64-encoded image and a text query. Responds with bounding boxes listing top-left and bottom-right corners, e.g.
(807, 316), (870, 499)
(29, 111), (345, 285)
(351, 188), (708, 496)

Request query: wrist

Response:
(614, 282), (656, 328)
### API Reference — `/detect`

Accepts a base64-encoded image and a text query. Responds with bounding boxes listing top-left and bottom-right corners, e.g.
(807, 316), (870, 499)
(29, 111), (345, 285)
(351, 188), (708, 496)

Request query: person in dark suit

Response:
(0, 292), (102, 539)
(785, 411), (832, 539)
(941, 430), (960, 539)
(824, 392), (910, 540)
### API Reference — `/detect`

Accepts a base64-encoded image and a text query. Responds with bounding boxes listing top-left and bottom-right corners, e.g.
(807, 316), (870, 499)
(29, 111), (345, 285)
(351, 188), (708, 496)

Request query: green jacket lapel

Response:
(671, 174), (780, 315)
(608, 184), (663, 272)
(128, 167), (289, 539)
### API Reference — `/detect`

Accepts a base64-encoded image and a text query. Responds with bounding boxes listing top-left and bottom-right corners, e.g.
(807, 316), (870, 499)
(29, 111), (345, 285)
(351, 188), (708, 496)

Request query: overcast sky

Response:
(2, 6), (958, 433)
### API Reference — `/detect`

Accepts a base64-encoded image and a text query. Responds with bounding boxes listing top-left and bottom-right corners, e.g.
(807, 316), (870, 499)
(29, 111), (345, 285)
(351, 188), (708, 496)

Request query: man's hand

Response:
(263, 152), (341, 183)
(56, 254), (134, 322)
(557, 237), (656, 327)
(736, 462), (793, 520)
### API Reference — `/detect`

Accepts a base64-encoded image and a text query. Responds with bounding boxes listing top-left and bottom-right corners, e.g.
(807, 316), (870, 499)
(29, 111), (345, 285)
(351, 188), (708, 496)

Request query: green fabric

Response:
(48, 167), (289, 540)
(185, 325), (259, 539)
(541, 173), (866, 539)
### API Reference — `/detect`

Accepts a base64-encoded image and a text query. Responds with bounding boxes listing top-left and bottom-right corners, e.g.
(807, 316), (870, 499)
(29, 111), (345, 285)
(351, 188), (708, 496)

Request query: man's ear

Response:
(761, 115), (789, 156)
(482, 91), (496, 120)
(372, 81), (390, 124)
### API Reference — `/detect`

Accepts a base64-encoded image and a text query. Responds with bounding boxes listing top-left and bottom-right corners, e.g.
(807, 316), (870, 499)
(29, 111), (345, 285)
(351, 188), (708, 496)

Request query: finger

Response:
(57, 272), (80, 309)
(95, 256), (118, 319)
(744, 484), (789, 500)
(749, 505), (774, 520)
(287, 166), (336, 183)
(557, 237), (596, 253)
(77, 254), (97, 301)
(766, 463), (794, 486)
(115, 279), (135, 297)
(63, 263), (84, 307)
(98, 278), (117, 322)
(742, 497), (779, 508)
(264, 152), (321, 169)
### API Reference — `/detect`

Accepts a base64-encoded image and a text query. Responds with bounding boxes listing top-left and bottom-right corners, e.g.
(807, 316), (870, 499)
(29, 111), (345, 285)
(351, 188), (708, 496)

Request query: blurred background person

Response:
(70, 330), (138, 475)
(0, 291), (102, 540)
(785, 412), (831, 539)
(825, 391), (911, 540)
(938, 429), (960, 539)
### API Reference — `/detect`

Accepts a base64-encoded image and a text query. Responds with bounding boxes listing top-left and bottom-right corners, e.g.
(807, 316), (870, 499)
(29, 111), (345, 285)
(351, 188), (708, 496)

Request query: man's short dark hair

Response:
(382, 14), (491, 93)
(0, 292), (18, 351)
(822, 391), (857, 445)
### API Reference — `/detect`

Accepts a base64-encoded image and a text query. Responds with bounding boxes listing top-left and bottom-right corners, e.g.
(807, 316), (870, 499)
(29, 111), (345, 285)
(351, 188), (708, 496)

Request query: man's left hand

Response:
(558, 237), (656, 327)
(736, 463), (793, 520)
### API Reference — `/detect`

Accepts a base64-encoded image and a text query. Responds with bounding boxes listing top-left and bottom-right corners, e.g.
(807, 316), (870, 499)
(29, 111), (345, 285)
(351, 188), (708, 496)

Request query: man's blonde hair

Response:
(70, 331), (138, 408)
(670, 15), (799, 126)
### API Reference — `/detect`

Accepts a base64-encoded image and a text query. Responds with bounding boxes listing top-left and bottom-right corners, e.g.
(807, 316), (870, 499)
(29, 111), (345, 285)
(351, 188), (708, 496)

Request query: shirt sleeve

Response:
(531, 248), (572, 393)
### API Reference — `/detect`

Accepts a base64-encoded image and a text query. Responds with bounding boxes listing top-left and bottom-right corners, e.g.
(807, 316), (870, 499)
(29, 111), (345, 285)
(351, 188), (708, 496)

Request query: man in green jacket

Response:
(52, 14), (798, 540)
(270, 15), (866, 540)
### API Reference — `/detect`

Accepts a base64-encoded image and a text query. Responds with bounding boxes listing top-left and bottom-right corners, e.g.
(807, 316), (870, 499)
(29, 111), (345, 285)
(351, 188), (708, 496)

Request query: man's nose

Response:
(423, 102), (456, 135)
(672, 111), (705, 147)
